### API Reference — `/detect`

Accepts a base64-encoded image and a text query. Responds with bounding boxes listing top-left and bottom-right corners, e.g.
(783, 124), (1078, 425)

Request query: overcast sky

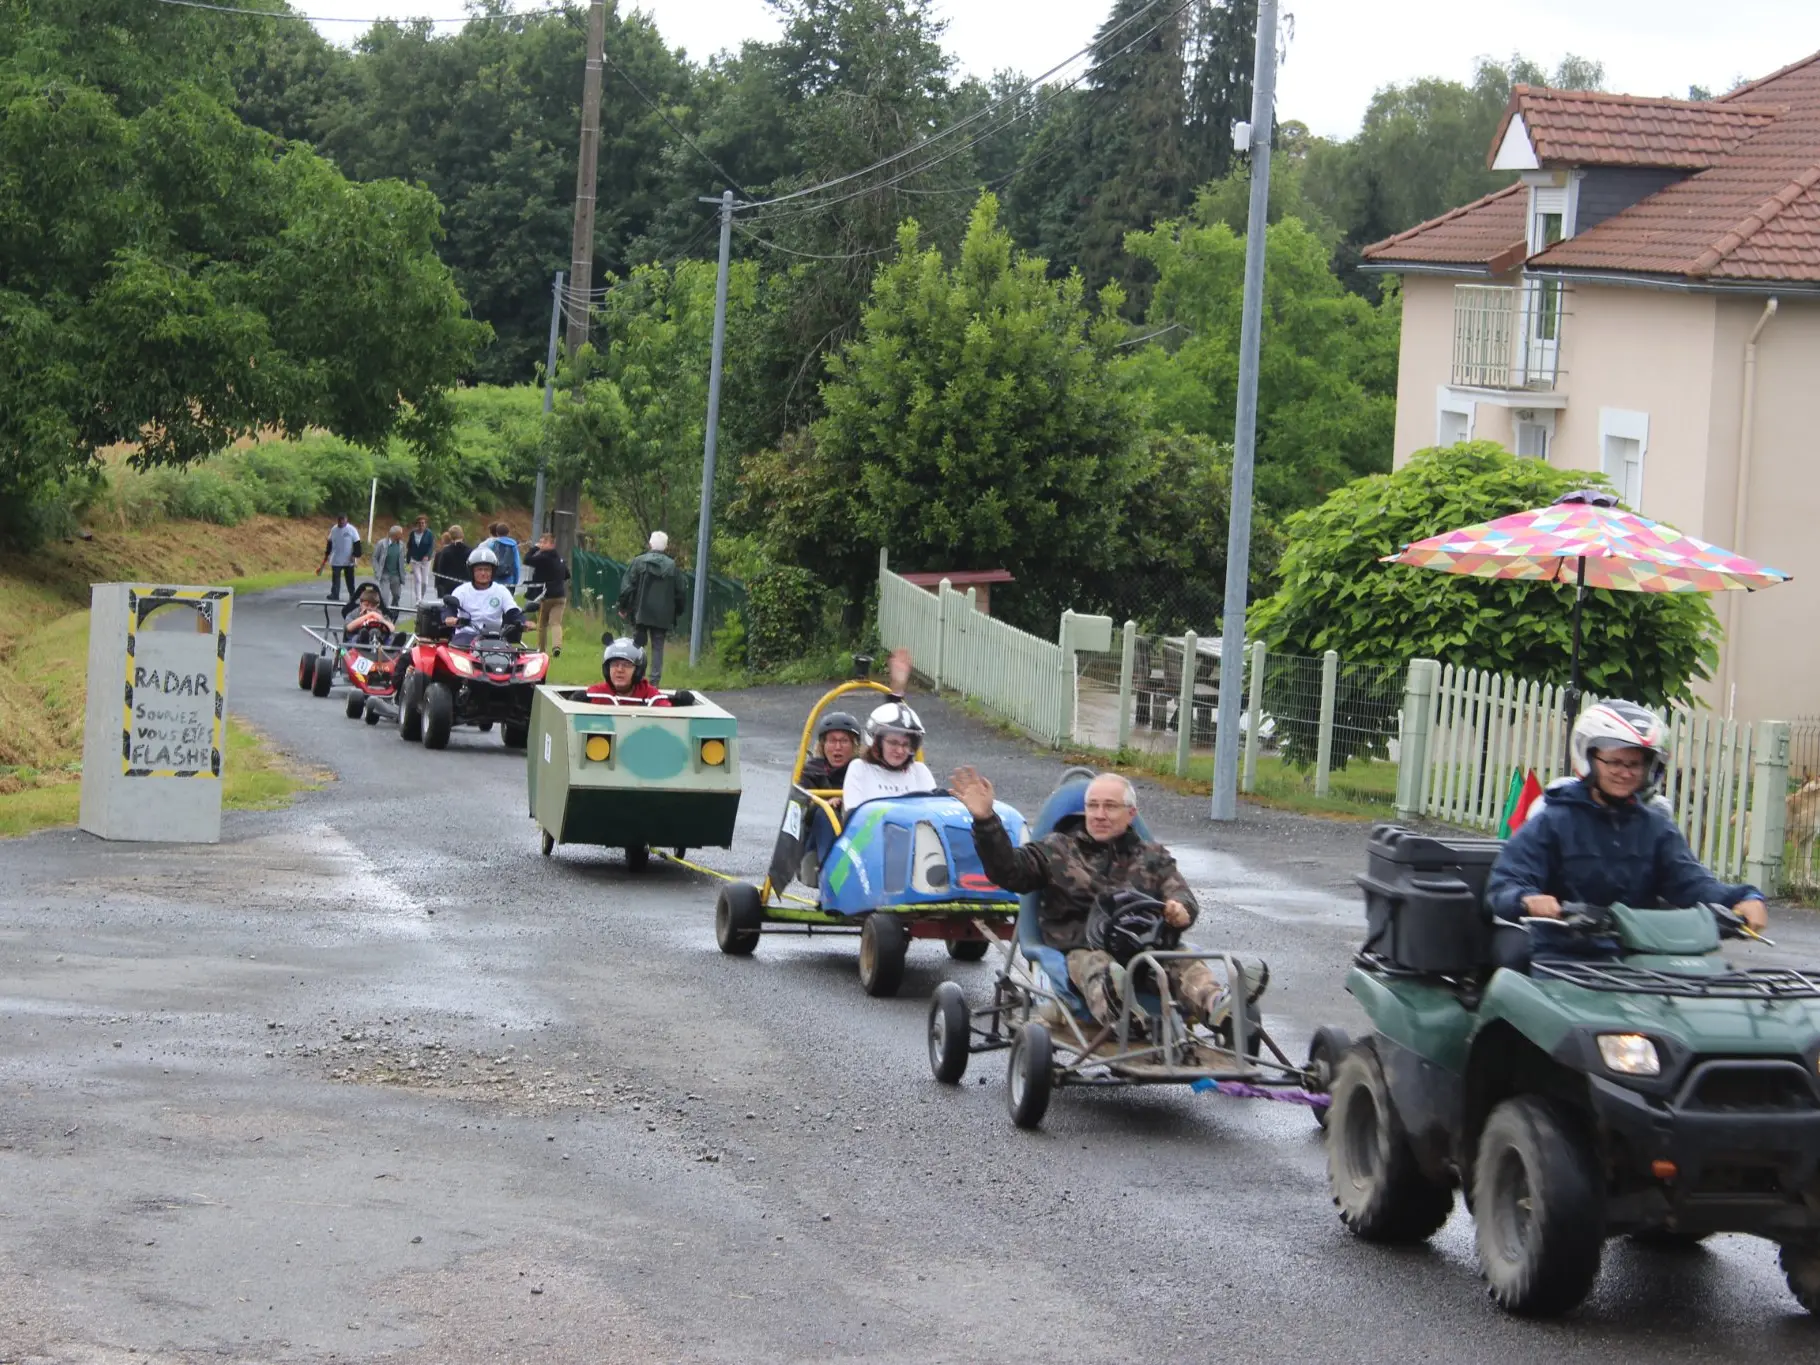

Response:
(300, 0), (1820, 139)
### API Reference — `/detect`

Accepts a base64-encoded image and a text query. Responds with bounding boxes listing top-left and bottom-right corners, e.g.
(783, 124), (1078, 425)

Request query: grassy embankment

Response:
(0, 516), (335, 837)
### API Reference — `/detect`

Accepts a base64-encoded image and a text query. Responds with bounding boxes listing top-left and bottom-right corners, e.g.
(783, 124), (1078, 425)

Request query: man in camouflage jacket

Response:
(951, 767), (1253, 1029)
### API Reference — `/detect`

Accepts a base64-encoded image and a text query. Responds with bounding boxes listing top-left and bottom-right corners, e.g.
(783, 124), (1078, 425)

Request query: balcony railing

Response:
(1451, 281), (1565, 391)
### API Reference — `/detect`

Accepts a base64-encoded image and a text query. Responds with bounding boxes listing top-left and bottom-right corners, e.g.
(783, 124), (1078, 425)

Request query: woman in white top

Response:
(842, 699), (936, 808)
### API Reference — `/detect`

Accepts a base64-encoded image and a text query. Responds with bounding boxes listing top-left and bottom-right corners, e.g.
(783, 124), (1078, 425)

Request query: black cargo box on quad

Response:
(1357, 824), (1502, 974)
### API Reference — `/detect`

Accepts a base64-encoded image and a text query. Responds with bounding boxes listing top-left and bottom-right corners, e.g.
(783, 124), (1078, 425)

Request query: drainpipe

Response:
(1721, 296), (1778, 717)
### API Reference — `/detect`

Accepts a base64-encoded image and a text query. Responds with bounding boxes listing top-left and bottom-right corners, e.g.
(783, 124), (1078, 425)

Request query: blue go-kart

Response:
(710, 681), (1030, 996)
(924, 769), (1330, 1129)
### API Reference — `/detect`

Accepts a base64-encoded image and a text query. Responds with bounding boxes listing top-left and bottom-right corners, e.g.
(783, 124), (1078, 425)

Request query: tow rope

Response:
(1193, 1078), (1330, 1108)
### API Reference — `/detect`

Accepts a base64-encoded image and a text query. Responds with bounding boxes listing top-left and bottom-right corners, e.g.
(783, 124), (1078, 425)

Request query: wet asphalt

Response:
(2, 582), (1819, 1362)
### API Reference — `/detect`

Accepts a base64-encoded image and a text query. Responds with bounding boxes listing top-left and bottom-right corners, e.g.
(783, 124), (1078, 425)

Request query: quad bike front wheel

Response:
(1473, 1095), (1605, 1317)
(1326, 1042), (1454, 1244)
(422, 681), (455, 749)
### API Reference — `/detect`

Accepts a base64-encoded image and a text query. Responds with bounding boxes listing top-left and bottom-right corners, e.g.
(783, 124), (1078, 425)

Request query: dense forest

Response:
(2, 0), (1609, 633)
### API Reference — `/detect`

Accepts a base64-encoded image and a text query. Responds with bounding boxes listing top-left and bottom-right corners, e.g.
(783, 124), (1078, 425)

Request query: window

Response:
(1438, 409), (1471, 445)
(1598, 407), (1650, 511)
(910, 822), (950, 893)
(1515, 421), (1550, 461)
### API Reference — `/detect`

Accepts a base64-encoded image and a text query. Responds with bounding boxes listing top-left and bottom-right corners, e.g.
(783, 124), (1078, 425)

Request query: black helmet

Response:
(814, 711), (862, 746)
(1085, 890), (1180, 967)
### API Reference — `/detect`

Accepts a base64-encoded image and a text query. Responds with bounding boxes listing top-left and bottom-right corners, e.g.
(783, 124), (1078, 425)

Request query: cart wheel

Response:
(928, 981), (971, 1084)
(673, 848), (687, 861)
(476, 720), (493, 733)
(540, 829), (555, 858)
(345, 691), (366, 720)
(422, 681), (455, 749)
(858, 914), (909, 998)
(364, 699), (381, 726)
(297, 652), (317, 690)
(502, 722), (529, 749)
(1474, 1095), (1604, 1316)
(1781, 1240), (1820, 1314)
(398, 671), (424, 742)
(714, 883), (763, 956)
(625, 844), (650, 873)
(1307, 1025), (1350, 1131)
(946, 937), (990, 963)
(311, 654), (334, 698)
(1007, 1022), (1053, 1129)
(1327, 1042), (1454, 1244)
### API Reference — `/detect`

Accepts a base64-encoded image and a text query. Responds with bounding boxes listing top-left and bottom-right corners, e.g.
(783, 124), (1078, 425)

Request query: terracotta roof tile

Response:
(1495, 87), (1783, 169)
(1361, 184), (1526, 269)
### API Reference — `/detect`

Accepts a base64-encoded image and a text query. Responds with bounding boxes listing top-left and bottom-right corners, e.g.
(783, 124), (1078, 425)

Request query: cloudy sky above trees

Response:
(301, 0), (1820, 137)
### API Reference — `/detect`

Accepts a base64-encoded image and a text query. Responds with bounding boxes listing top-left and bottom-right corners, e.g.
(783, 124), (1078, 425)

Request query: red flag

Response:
(1506, 770), (1544, 837)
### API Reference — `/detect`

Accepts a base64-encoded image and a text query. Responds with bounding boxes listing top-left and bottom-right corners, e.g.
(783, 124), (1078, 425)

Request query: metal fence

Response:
(1397, 659), (1791, 887)
(569, 550), (746, 640)
(1450, 280), (1566, 391)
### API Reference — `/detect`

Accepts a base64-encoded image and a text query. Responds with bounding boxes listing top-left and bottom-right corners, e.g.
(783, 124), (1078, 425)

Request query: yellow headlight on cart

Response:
(584, 735), (612, 762)
(700, 738), (727, 767)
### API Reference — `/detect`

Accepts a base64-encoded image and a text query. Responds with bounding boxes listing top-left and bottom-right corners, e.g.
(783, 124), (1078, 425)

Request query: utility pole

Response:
(1210, 0), (1277, 822)
(531, 269), (564, 539)
(689, 190), (736, 666)
(551, 0), (608, 566)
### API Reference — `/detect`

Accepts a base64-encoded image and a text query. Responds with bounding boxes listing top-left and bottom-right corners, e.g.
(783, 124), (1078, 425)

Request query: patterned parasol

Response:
(1383, 490), (1791, 760)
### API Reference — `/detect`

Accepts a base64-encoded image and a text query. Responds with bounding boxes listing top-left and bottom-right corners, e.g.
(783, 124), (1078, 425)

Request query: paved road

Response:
(2, 583), (1817, 1362)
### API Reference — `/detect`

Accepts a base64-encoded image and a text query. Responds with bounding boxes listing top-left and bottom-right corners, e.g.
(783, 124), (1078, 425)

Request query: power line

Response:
(732, 223), (894, 263)
(738, 0), (1180, 212)
(146, 0), (565, 23)
(597, 46), (751, 200)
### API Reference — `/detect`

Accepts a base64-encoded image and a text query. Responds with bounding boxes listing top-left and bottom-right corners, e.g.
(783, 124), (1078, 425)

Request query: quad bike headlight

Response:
(1597, 1033), (1661, 1076)
(448, 653), (475, 676)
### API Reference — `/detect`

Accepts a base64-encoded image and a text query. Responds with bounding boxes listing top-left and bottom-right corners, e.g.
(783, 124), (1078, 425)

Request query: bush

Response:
(711, 610), (749, 671)
(745, 566), (823, 671)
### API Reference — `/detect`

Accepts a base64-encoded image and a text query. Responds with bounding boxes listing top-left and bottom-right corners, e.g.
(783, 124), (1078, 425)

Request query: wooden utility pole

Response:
(552, 0), (608, 564)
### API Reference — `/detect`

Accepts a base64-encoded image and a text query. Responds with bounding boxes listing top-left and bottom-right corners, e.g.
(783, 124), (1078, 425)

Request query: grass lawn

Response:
(1060, 744), (1400, 821)
(541, 604), (857, 694)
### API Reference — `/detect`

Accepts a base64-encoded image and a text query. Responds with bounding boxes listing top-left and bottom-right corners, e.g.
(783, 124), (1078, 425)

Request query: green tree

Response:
(1119, 211), (1398, 514)
(547, 259), (757, 548)
(0, 0), (486, 536)
(1249, 442), (1719, 705)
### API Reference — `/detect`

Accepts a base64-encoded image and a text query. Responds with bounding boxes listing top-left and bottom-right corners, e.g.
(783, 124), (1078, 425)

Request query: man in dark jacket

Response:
(616, 530), (687, 685)
(432, 525), (470, 598)
(951, 766), (1259, 1030)
(522, 532), (569, 657)
(1486, 700), (1767, 968)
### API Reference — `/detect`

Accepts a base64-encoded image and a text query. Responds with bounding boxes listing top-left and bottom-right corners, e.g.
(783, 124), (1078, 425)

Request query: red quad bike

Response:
(396, 604), (547, 751)
(339, 607), (410, 725)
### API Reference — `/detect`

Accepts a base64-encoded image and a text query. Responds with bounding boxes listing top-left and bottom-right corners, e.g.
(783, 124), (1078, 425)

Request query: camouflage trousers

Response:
(1066, 948), (1223, 1028)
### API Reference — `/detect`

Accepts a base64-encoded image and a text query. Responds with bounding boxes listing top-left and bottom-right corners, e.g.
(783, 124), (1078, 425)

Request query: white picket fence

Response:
(1398, 659), (1791, 885)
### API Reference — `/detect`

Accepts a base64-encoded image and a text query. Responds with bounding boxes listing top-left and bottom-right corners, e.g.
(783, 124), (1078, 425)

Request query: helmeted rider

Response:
(442, 546), (524, 640)
(800, 711), (862, 794)
(841, 700), (937, 808)
(1485, 700), (1769, 969)
(586, 637), (668, 705)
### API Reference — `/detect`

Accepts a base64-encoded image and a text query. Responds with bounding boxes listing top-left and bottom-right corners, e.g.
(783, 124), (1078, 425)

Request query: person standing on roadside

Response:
(480, 521), (521, 589)
(522, 531), (569, 657)
(318, 513), (360, 602)
(405, 515), (436, 603)
(432, 524), (470, 597)
(616, 530), (687, 686)
(373, 524), (406, 608)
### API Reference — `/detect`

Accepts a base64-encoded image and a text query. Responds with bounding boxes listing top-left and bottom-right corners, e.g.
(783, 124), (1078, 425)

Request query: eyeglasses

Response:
(1084, 801), (1131, 814)
(1593, 754), (1649, 774)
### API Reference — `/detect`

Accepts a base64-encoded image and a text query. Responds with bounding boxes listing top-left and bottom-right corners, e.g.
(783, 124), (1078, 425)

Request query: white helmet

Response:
(1571, 700), (1668, 793)
(864, 700), (925, 758)
(466, 545), (499, 569)
(602, 637), (644, 668)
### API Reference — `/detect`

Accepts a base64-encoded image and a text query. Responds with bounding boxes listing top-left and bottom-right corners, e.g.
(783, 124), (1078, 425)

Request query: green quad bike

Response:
(1321, 825), (1820, 1319)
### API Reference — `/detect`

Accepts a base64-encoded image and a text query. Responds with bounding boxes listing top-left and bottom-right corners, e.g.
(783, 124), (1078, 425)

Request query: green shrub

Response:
(161, 467), (258, 525)
(745, 566), (823, 671)
(712, 609), (749, 670)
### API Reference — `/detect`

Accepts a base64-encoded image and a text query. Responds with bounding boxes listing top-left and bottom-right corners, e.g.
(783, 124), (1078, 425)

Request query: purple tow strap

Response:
(1192, 1078), (1330, 1108)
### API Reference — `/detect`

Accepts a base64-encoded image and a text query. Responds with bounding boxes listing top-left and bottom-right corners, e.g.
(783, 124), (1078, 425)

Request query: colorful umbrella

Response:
(1384, 490), (1791, 750)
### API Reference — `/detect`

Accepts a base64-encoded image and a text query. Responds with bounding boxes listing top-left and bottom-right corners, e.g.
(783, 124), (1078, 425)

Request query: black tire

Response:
(928, 981), (971, 1084)
(476, 720), (493, 733)
(311, 654), (334, 698)
(1327, 1043), (1454, 1244)
(714, 883), (763, 956)
(502, 722), (528, 749)
(625, 844), (650, 873)
(1308, 1026), (1351, 1131)
(1781, 1241), (1820, 1314)
(946, 937), (990, 962)
(1472, 1096), (1605, 1317)
(858, 914), (909, 998)
(1007, 1022), (1054, 1129)
(422, 681), (454, 750)
(363, 699), (381, 727)
(297, 652), (317, 690)
(1627, 1229), (1709, 1251)
(540, 829), (555, 857)
(345, 691), (366, 720)
(398, 670), (424, 743)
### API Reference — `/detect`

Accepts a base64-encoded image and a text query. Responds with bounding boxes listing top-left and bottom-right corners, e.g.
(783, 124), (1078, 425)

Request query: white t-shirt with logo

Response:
(843, 759), (936, 809)
(447, 582), (518, 633)
(326, 522), (360, 566)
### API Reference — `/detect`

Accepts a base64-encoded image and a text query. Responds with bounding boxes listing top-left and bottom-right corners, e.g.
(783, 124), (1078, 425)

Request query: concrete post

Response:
(1315, 649), (1340, 797)
(1176, 632), (1198, 777)
(1116, 619), (1137, 752)
(1243, 639), (1267, 794)
(1745, 719), (1791, 892)
(1395, 659), (1442, 821)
